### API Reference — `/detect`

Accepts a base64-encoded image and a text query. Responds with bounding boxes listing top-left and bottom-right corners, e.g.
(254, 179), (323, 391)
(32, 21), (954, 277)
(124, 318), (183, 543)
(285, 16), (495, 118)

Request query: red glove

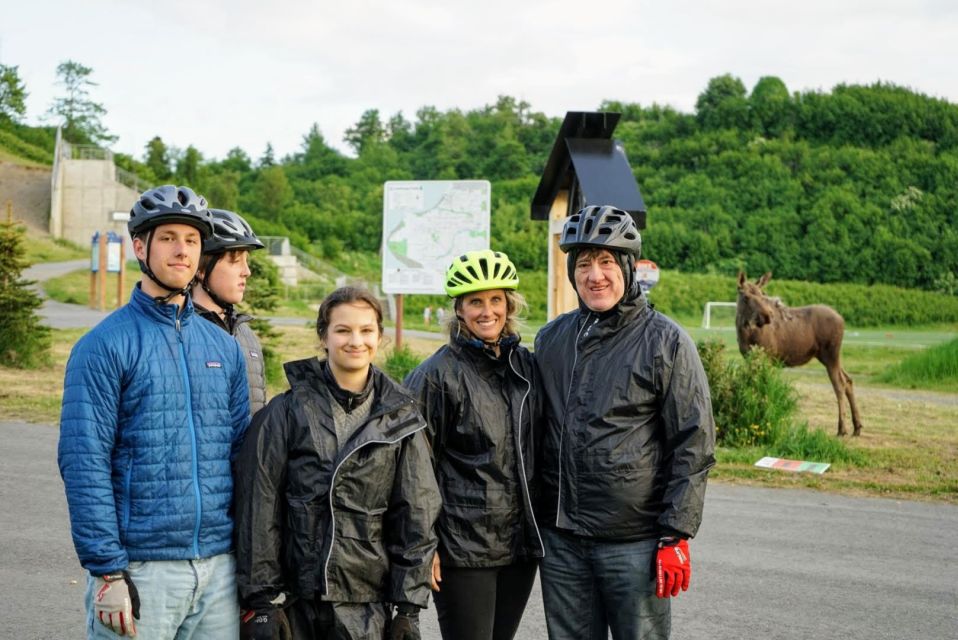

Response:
(655, 538), (691, 598)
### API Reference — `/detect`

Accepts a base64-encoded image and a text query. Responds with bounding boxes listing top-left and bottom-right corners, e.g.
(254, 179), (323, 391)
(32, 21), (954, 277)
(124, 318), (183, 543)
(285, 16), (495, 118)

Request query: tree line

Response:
(3, 61), (957, 293)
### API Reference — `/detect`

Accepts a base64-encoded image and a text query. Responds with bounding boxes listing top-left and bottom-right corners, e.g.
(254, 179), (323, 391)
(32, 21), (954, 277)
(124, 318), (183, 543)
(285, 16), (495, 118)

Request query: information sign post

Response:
(381, 180), (491, 349)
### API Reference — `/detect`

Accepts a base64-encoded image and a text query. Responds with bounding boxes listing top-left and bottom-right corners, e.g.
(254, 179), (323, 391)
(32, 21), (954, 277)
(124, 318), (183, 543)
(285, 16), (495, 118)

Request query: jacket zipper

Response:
(556, 313), (595, 527)
(508, 351), (544, 556)
(173, 305), (202, 558)
(322, 415), (426, 591)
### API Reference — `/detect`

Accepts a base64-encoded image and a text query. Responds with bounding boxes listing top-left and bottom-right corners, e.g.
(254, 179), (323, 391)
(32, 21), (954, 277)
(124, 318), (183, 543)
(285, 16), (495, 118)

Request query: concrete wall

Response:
(0, 162), (52, 230)
(52, 158), (138, 251)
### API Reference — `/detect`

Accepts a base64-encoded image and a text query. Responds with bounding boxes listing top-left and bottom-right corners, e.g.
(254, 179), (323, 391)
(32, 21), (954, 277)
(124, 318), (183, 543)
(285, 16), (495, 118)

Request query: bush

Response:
(698, 339), (797, 447)
(698, 338), (863, 464)
(0, 218), (51, 367)
(382, 344), (423, 383)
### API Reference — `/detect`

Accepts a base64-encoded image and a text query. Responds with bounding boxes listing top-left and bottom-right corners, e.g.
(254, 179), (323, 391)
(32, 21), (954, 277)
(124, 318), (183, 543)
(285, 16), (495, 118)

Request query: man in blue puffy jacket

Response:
(58, 185), (251, 638)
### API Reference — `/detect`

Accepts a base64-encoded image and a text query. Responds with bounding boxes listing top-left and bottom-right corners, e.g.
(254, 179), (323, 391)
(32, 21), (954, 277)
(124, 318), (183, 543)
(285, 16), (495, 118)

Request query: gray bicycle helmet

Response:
(198, 209), (264, 311)
(558, 205), (642, 259)
(128, 185), (214, 240)
(204, 209), (265, 254)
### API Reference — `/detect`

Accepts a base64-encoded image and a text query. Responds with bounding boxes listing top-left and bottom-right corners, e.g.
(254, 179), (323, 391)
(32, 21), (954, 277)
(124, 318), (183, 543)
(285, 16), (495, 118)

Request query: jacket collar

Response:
(577, 290), (650, 335)
(449, 329), (520, 364)
(129, 283), (195, 326)
(283, 357), (421, 439)
(194, 301), (252, 333)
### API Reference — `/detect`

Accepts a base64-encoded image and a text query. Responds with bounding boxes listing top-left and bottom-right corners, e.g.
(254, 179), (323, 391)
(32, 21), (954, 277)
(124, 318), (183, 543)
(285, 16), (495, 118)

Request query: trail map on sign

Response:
(382, 180), (491, 294)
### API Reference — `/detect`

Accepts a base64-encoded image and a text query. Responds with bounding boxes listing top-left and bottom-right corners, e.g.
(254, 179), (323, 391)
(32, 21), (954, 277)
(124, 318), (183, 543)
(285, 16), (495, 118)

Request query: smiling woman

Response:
(233, 285), (440, 639)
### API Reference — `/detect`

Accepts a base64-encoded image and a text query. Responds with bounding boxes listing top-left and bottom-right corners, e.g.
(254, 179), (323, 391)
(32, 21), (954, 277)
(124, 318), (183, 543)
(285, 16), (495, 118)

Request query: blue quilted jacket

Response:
(58, 285), (251, 575)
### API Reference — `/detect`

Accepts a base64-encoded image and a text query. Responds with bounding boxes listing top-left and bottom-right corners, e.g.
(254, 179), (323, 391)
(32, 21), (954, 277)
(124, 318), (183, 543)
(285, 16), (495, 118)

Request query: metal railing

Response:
(70, 144), (113, 161)
(115, 167), (147, 193)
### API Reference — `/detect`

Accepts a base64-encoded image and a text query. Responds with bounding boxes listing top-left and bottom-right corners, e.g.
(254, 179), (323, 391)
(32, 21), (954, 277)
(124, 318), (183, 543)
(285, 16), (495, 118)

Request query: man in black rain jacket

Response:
(534, 206), (716, 640)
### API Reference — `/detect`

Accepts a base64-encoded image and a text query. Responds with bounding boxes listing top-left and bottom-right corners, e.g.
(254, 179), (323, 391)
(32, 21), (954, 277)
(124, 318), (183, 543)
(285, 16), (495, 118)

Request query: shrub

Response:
(382, 344), (423, 383)
(0, 217), (51, 367)
(698, 339), (797, 447)
(698, 338), (863, 464)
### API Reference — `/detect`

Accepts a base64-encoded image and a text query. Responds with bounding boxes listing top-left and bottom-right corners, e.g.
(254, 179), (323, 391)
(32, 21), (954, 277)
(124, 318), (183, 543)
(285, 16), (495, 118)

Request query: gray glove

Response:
(93, 571), (140, 636)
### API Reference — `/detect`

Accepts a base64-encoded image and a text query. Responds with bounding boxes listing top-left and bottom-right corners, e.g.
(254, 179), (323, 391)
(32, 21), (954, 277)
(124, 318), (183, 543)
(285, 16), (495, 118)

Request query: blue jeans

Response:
(85, 553), (239, 639)
(540, 528), (670, 640)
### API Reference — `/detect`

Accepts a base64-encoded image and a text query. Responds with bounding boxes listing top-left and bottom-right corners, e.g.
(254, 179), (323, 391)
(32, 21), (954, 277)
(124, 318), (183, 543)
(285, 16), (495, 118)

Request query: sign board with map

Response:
(381, 180), (491, 294)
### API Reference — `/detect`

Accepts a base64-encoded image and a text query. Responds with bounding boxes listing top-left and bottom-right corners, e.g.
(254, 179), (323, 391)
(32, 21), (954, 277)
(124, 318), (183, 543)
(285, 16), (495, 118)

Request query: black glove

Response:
(388, 604), (421, 640)
(240, 607), (291, 640)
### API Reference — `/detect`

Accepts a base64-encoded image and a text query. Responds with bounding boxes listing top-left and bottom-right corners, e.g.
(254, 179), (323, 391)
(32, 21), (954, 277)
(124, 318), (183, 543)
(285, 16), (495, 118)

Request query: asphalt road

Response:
(2, 420), (956, 640)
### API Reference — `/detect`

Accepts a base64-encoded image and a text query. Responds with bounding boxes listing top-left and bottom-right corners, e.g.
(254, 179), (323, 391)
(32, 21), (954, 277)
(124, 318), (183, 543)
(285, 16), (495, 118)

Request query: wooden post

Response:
(117, 240), (126, 308)
(97, 232), (107, 311)
(89, 233), (97, 310)
(547, 190), (579, 319)
(395, 294), (404, 350)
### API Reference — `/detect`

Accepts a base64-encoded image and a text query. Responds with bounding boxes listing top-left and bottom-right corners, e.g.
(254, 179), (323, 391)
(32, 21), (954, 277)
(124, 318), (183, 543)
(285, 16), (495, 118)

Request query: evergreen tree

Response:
(145, 136), (172, 181)
(0, 212), (51, 368)
(0, 64), (28, 123)
(47, 60), (116, 145)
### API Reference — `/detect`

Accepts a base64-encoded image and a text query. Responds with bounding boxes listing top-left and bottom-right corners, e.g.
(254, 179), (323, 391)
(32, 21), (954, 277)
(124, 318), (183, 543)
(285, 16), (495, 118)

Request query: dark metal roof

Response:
(530, 111), (646, 229)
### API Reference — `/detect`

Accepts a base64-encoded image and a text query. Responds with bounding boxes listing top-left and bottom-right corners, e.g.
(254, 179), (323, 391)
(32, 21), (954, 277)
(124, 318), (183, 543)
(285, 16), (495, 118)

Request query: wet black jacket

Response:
(234, 358), (441, 609)
(404, 334), (543, 567)
(196, 303), (267, 415)
(534, 294), (715, 540)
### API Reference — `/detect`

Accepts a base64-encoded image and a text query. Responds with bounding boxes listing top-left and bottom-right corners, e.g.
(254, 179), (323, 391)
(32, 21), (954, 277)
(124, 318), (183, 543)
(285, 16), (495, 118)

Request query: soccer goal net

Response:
(701, 302), (737, 330)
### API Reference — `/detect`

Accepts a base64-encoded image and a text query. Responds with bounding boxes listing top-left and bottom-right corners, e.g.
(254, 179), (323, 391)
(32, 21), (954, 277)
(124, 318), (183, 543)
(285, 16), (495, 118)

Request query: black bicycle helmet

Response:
(198, 209), (264, 312)
(128, 185), (214, 240)
(204, 209), (265, 254)
(558, 205), (642, 259)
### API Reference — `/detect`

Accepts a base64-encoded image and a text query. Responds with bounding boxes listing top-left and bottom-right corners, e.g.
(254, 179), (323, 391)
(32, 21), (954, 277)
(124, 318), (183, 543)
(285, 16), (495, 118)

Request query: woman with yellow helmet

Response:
(404, 249), (543, 640)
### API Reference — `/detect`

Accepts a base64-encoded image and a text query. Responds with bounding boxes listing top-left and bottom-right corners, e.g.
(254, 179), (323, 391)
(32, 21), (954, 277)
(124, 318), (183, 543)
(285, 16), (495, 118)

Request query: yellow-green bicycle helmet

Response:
(444, 249), (519, 298)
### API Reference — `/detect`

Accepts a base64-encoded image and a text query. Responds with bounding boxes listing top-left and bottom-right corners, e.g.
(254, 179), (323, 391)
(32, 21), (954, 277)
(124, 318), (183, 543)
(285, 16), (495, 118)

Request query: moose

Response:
(736, 271), (863, 436)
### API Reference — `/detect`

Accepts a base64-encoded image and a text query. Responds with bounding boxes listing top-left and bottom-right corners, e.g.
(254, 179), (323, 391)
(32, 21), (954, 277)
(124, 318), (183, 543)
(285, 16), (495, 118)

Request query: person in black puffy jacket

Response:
(535, 206), (716, 640)
(404, 250), (543, 640)
(234, 287), (441, 640)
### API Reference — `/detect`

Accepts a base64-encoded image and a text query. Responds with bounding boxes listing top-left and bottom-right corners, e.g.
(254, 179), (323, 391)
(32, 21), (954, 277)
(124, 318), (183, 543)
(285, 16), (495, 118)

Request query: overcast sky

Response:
(3, 0), (956, 162)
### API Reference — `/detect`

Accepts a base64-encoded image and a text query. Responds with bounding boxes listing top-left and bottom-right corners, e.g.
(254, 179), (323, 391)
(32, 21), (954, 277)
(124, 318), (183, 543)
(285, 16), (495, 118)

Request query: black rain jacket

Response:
(404, 334), (544, 567)
(534, 294), (716, 540)
(234, 358), (441, 610)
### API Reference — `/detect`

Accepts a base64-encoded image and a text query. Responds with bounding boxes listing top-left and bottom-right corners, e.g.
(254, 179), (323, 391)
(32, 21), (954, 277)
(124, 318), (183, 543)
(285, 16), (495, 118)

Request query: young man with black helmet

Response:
(58, 185), (251, 638)
(534, 205), (716, 640)
(192, 208), (268, 415)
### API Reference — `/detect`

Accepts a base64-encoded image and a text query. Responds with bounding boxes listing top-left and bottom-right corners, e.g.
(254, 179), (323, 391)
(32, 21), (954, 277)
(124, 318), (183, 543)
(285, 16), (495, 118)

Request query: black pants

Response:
(434, 561), (538, 640)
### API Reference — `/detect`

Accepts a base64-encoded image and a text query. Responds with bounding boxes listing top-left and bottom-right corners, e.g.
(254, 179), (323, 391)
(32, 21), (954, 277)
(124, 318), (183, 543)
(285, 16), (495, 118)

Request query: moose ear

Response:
(737, 271), (747, 287)
(757, 272), (772, 287)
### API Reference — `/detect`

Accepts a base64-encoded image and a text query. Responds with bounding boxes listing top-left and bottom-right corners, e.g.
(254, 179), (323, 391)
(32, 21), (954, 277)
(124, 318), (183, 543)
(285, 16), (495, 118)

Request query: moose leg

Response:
(825, 362), (849, 437)
(843, 369), (864, 436)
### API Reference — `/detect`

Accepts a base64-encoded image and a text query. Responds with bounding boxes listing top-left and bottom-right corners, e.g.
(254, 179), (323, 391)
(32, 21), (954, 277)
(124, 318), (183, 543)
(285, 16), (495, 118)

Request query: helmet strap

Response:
(197, 254), (233, 312)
